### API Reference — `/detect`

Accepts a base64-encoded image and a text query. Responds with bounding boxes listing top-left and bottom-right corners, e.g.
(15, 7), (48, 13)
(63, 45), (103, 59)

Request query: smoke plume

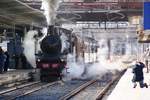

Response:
(64, 39), (126, 79)
(60, 32), (70, 53)
(86, 47), (125, 78)
(41, 0), (60, 25)
(23, 30), (38, 68)
(64, 54), (85, 79)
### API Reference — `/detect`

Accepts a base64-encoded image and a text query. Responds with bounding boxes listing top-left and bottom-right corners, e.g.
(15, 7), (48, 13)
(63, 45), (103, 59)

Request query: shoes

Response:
(145, 83), (148, 88)
(133, 84), (137, 88)
(133, 83), (148, 88)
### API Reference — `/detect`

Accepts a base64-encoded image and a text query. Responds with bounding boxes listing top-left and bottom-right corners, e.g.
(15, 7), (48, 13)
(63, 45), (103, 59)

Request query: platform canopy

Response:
(0, 0), (46, 28)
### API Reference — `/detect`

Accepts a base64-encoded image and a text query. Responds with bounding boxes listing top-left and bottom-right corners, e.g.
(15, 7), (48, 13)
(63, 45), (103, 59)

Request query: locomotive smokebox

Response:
(47, 25), (54, 35)
(40, 25), (62, 55)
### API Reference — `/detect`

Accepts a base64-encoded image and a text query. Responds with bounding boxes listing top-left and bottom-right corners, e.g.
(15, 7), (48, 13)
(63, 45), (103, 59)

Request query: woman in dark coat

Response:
(132, 62), (148, 88)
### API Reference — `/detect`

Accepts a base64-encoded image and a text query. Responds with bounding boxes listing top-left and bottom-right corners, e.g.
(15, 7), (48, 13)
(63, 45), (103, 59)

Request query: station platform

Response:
(0, 69), (35, 86)
(107, 68), (150, 100)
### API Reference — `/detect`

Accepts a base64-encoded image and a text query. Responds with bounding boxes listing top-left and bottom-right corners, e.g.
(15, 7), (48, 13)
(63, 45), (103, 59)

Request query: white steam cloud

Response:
(64, 39), (126, 80)
(23, 30), (38, 68)
(41, 0), (61, 25)
(65, 54), (85, 79)
(86, 59), (124, 78)
(60, 32), (70, 53)
(85, 45), (125, 78)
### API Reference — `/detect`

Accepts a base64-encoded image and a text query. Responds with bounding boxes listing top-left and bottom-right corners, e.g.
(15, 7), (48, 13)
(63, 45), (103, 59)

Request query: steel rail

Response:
(59, 79), (97, 100)
(8, 81), (59, 100)
(0, 81), (40, 95)
(96, 70), (126, 100)
(60, 70), (126, 100)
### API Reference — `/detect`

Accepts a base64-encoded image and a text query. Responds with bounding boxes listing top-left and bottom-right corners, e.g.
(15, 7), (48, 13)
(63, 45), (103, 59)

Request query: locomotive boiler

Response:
(36, 26), (66, 82)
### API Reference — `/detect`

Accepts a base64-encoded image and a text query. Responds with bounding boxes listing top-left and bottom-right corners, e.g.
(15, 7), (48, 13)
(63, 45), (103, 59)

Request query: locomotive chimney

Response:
(47, 25), (54, 35)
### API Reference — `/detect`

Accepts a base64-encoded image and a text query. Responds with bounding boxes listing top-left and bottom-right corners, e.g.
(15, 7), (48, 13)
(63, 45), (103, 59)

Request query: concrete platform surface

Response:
(0, 69), (34, 85)
(107, 68), (150, 100)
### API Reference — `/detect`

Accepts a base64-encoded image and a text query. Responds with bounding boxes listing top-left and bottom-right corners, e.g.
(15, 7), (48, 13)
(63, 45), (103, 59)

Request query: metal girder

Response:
(20, 1), (143, 22)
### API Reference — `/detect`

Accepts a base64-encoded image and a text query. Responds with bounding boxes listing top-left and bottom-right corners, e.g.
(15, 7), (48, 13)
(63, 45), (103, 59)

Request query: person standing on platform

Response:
(144, 48), (150, 73)
(132, 61), (148, 88)
(20, 53), (27, 69)
(4, 51), (9, 72)
(13, 54), (19, 69)
(0, 47), (6, 73)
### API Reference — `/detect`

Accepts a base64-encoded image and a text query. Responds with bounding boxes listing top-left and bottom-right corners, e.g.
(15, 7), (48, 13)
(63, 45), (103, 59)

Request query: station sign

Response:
(144, 2), (150, 30)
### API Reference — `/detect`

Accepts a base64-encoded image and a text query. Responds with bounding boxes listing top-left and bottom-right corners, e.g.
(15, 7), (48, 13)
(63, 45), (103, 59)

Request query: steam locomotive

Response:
(36, 26), (70, 82)
(35, 25), (98, 82)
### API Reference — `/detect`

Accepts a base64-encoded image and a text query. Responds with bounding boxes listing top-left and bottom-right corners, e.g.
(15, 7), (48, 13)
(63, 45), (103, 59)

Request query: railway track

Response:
(0, 81), (59, 100)
(17, 79), (91, 100)
(97, 70), (126, 100)
(59, 79), (97, 100)
(11, 70), (126, 100)
(0, 81), (40, 95)
(59, 70), (126, 100)
(96, 74), (123, 100)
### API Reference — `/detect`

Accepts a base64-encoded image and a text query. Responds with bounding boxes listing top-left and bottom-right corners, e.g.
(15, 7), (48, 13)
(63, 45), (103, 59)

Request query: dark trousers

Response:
(4, 64), (8, 72)
(0, 65), (4, 73)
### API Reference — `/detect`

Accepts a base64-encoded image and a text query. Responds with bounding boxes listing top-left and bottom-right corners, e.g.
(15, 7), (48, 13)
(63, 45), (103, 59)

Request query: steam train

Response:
(36, 26), (70, 82)
(35, 25), (98, 82)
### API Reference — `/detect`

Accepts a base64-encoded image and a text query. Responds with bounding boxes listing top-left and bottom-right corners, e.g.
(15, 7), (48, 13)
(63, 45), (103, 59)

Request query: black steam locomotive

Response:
(36, 26), (69, 82)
